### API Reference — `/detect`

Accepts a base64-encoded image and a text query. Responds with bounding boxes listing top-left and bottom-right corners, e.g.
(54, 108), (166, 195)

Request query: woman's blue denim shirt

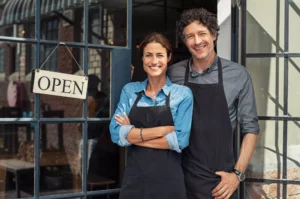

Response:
(109, 77), (193, 153)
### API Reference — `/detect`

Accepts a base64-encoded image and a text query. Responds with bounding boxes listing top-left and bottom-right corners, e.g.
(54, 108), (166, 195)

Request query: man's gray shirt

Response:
(167, 56), (260, 134)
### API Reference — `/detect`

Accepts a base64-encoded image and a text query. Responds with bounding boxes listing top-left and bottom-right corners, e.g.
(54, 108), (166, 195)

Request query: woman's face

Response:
(142, 42), (171, 79)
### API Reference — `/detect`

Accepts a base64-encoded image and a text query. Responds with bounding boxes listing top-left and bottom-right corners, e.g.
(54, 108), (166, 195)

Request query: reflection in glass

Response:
(0, 43), (36, 118)
(0, 0), (36, 38)
(286, 184), (300, 198)
(287, 122), (300, 181)
(39, 122), (122, 197)
(39, 123), (82, 196)
(246, 0), (284, 53)
(0, 123), (35, 198)
(246, 58), (284, 117)
(247, 121), (283, 180)
(87, 0), (127, 46)
(246, 183), (300, 199)
(84, 122), (121, 193)
(86, 49), (111, 118)
(288, 58), (300, 117)
(245, 182), (282, 199)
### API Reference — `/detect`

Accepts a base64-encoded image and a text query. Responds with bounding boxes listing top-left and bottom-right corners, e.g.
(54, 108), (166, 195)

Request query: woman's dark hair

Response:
(177, 8), (220, 42)
(138, 32), (172, 58)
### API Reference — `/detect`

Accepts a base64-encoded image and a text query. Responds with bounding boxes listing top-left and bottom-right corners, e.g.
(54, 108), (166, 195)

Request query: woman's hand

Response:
(115, 112), (131, 125)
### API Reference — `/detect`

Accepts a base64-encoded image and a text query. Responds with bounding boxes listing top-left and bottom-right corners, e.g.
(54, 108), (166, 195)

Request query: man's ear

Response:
(212, 32), (217, 41)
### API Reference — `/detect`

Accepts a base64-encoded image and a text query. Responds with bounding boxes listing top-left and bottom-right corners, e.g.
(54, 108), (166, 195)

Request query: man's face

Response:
(183, 21), (216, 61)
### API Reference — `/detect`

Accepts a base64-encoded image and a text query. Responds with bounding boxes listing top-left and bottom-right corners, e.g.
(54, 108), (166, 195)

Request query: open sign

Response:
(31, 69), (88, 99)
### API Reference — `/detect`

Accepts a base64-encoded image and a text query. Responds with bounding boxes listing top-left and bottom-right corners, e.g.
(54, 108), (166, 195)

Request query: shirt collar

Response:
(189, 55), (219, 76)
(135, 77), (172, 96)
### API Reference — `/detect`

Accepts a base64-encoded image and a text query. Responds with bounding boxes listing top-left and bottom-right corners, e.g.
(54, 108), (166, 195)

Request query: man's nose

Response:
(194, 35), (201, 45)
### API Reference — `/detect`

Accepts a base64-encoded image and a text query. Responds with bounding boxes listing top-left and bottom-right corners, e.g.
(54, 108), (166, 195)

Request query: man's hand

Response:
(212, 171), (240, 199)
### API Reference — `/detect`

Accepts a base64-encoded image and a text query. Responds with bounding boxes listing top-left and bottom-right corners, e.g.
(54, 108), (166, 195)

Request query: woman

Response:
(109, 32), (193, 199)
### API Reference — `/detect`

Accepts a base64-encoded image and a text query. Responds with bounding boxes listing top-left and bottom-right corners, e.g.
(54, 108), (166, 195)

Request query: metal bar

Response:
(38, 192), (84, 199)
(240, 1), (247, 197)
(246, 178), (300, 184)
(34, 0), (41, 198)
(127, 0), (132, 49)
(0, 36), (130, 50)
(0, 118), (111, 123)
(246, 53), (300, 57)
(282, 0), (289, 198)
(231, 2), (239, 63)
(82, 0), (89, 198)
(258, 116), (300, 121)
(3, 116), (300, 123)
(241, 0), (246, 66)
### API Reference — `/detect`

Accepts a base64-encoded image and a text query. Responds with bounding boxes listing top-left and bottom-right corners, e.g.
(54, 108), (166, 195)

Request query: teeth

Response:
(149, 66), (160, 70)
(195, 45), (206, 50)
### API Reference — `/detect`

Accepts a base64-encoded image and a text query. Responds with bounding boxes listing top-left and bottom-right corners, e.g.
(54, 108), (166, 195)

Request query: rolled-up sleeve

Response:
(165, 132), (180, 152)
(109, 86), (133, 146)
(238, 73), (260, 134)
(167, 88), (193, 153)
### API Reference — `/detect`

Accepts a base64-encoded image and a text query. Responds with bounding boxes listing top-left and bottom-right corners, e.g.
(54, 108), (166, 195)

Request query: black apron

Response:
(182, 58), (237, 199)
(119, 92), (186, 199)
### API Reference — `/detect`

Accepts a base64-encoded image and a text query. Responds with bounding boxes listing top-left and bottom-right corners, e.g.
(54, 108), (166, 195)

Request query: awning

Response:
(0, 0), (103, 26)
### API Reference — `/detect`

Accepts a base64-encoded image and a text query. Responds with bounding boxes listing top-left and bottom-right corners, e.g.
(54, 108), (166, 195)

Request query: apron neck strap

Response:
(184, 57), (223, 85)
(132, 91), (171, 107)
(133, 92), (143, 107)
(165, 93), (171, 107)
(217, 57), (223, 84)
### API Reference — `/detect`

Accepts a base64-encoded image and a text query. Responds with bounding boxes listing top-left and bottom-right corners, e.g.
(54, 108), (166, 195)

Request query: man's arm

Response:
(234, 133), (258, 172)
(212, 133), (258, 199)
(212, 69), (260, 199)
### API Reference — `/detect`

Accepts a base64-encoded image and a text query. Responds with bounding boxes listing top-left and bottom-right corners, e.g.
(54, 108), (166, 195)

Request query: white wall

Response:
(217, 0), (232, 60)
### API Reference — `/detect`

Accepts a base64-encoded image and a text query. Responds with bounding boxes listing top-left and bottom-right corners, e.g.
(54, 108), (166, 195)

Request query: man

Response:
(167, 8), (259, 199)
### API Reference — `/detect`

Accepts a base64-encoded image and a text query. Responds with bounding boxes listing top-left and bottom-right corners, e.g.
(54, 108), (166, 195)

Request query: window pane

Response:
(87, 49), (111, 118)
(246, 0), (285, 53)
(0, 42), (36, 118)
(39, 122), (82, 196)
(245, 182), (283, 199)
(39, 1), (84, 43)
(40, 18), (60, 41)
(289, 1), (300, 53)
(0, 123), (35, 198)
(247, 121), (284, 180)
(85, 122), (122, 193)
(288, 58), (300, 117)
(287, 122), (300, 181)
(88, 0), (127, 46)
(286, 184), (300, 198)
(246, 58), (284, 117)
(0, 0), (36, 38)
